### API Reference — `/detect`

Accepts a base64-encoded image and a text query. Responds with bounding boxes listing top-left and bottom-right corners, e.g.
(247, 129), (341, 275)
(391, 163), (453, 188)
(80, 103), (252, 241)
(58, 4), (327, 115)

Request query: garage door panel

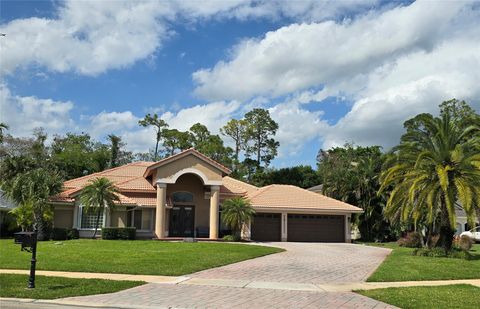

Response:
(288, 214), (344, 242)
(251, 213), (281, 241)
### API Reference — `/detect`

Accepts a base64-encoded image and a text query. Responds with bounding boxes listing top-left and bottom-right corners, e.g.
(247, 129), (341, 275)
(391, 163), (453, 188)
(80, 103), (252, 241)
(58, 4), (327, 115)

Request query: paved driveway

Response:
(59, 242), (394, 308)
(192, 242), (391, 284)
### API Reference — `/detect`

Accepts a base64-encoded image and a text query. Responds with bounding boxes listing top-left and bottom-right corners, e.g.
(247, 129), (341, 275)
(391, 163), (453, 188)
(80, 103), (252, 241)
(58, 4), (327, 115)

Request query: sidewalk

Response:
(2, 269), (479, 292)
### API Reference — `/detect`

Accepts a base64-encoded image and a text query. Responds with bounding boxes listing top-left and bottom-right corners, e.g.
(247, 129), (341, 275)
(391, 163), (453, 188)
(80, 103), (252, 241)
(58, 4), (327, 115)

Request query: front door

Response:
(169, 205), (195, 237)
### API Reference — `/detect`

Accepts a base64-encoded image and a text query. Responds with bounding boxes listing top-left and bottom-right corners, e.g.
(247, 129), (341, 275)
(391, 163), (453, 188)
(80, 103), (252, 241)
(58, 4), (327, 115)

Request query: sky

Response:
(0, 0), (479, 168)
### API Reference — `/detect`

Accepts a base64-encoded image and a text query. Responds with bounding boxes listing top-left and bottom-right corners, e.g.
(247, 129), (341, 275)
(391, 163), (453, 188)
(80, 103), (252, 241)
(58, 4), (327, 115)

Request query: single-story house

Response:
(50, 148), (362, 242)
(455, 206), (479, 235)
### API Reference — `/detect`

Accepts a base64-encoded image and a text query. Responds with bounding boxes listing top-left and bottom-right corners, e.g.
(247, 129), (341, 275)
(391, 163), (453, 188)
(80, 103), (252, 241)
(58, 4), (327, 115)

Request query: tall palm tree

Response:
(0, 122), (8, 143)
(80, 177), (120, 238)
(380, 113), (480, 251)
(3, 168), (63, 240)
(221, 197), (255, 239)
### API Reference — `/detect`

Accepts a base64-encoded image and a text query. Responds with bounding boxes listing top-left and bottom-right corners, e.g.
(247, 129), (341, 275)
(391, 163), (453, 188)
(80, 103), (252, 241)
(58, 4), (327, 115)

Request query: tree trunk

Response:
(92, 209), (102, 239)
(33, 209), (47, 240)
(154, 138), (159, 161)
(436, 198), (454, 251)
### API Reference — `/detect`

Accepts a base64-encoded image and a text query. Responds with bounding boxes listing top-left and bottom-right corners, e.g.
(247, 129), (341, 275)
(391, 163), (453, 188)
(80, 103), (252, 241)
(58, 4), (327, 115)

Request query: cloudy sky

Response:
(1, 0), (479, 167)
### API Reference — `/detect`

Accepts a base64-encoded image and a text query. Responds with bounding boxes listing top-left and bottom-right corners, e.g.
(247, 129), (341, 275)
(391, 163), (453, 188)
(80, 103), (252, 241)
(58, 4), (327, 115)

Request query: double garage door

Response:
(251, 213), (345, 242)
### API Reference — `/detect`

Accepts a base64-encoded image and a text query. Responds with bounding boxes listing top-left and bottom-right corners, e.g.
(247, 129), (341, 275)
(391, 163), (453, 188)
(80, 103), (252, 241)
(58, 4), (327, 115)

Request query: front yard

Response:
(357, 284), (480, 309)
(365, 243), (480, 282)
(0, 274), (143, 299)
(0, 239), (283, 276)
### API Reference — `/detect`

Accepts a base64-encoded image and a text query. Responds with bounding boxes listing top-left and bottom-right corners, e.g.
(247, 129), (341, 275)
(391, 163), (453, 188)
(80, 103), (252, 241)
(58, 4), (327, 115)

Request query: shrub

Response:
(397, 231), (423, 248)
(67, 228), (79, 240)
(101, 227), (136, 240)
(412, 247), (473, 260)
(222, 234), (241, 242)
(51, 228), (79, 240)
(426, 234), (439, 248)
(455, 235), (474, 251)
(51, 228), (67, 240)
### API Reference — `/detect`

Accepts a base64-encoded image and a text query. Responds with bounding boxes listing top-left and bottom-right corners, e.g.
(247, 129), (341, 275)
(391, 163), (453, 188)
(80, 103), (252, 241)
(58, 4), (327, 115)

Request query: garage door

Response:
(251, 213), (281, 241)
(288, 214), (344, 242)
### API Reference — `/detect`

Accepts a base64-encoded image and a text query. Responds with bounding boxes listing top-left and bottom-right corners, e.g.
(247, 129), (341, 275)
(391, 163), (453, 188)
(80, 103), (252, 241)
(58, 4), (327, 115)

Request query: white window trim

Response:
(78, 206), (106, 230)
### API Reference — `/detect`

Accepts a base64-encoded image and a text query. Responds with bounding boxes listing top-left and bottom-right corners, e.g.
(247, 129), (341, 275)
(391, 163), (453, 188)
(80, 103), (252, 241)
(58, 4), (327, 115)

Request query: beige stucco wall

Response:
(166, 173), (210, 230)
(156, 154), (223, 183)
(54, 206), (74, 228)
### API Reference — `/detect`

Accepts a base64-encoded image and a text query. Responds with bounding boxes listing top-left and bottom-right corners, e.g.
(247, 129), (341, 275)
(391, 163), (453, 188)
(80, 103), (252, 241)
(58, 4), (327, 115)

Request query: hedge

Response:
(101, 227), (136, 240)
(51, 228), (79, 240)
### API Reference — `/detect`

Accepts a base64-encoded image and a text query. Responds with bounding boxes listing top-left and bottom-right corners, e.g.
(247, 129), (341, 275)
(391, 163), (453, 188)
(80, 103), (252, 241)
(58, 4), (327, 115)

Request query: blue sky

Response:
(1, 0), (479, 168)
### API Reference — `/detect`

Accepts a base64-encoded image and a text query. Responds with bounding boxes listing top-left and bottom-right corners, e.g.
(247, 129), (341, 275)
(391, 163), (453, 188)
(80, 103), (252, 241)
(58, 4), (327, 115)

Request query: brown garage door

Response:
(288, 214), (345, 242)
(251, 213), (281, 241)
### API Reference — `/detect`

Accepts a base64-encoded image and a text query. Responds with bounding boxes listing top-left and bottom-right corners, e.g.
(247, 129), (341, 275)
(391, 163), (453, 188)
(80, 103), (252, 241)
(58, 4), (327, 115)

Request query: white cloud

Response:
(0, 0), (381, 76)
(323, 39), (480, 149)
(269, 102), (328, 158)
(88, 111), (139, 139)
(0, 84), (74, 137)
(192, 0), (480, 152)
(0, 1), (169, 75)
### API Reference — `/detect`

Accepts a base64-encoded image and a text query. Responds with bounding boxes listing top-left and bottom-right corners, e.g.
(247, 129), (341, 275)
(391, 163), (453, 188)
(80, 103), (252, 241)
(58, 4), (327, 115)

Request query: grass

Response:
(364, 242), (480, 282)
(0, 274), (143, 299)
(357, 284), (480, 309)
(0, 239), (283, 276)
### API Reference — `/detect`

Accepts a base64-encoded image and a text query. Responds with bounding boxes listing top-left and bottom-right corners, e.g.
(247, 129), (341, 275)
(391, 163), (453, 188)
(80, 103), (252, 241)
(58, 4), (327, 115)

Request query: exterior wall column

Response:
(72, 202), (79, 228)
(345, 215), (351, 243)
(209, 185), (220, 239)
(155, 183), (167, 239)
(281, 212), (288, 242)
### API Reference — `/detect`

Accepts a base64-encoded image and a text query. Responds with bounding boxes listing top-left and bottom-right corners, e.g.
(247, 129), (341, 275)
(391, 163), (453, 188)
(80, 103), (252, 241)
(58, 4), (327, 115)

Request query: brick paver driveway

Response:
(192, 242), (391, 284)
(64, 283), (395, 309)
(60, 242), (394, 308)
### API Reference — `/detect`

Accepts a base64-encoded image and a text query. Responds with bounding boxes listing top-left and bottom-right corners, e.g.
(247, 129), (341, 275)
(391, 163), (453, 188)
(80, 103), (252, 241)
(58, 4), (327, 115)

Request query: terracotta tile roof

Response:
(122, 193), (156, 207)
(247, 184), (363, 213)
(144, 148), (231, 177)
(62, 162), (155, 192)
(221, 176), (258, 196)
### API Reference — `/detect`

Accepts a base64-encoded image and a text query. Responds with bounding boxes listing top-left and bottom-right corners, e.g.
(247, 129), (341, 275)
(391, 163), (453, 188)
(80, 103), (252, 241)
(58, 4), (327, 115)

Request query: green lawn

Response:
(0, 239), (283, 276)
(365, 243), (480, 282)
(0, 274), (143, 299)
(357, 284), (480, 309)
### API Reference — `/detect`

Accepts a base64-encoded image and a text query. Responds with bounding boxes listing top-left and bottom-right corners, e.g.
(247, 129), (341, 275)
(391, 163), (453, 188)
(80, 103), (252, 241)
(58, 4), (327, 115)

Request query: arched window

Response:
(172, 192), (194, 203)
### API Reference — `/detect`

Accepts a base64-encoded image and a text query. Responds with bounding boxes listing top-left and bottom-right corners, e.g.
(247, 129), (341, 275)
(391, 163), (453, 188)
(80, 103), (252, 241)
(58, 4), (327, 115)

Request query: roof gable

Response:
(143, 148), (231, 177)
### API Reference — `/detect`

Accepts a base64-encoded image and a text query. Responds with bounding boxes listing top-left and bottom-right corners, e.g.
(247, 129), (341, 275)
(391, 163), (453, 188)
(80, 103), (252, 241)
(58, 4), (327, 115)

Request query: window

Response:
(172, 192), (194, 203)
(127, 208), (152, 230)
(81, 208), (104, 229)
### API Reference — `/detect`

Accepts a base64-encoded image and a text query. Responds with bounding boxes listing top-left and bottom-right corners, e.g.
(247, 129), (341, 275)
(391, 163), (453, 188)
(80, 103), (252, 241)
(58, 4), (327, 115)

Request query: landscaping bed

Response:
(357, 284), (480, 309)
(0, 239), (283, 276)
(364, 243), (480, 282)
(0, 274), (143, 299)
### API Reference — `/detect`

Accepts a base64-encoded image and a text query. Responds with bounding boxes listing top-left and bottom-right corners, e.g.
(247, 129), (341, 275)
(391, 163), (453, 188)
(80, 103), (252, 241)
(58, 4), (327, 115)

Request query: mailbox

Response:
(14, 232), (36, 250)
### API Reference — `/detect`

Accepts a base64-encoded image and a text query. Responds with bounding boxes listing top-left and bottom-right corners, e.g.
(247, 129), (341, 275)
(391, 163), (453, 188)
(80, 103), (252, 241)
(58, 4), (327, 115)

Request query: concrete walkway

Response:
(2, 269), (479, 292)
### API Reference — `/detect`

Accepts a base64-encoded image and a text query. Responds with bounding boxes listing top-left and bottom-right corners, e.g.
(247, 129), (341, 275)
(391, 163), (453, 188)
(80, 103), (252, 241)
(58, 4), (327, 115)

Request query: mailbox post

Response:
(14, 230), (38, 288)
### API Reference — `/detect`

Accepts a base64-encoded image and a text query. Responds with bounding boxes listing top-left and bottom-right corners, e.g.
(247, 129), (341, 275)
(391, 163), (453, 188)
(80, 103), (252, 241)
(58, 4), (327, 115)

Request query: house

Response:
(455, 205), (479, 235)
(50, 148), (362, 242)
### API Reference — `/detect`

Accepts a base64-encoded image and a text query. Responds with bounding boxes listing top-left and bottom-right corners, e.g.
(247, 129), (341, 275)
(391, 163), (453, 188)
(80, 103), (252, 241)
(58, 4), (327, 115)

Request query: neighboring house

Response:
(306, 184), (323, 194)
(0, 189), (18, 235)
(455, 205), (479, 235)
(50, 148), (362, 242)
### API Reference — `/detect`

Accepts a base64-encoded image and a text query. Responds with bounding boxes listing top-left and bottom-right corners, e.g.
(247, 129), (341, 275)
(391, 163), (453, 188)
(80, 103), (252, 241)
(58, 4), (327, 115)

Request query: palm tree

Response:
(221, 197), (255, 239)
(80, 177), (120, 238)
(3, 168), (63, 240)
(380, 113), (480, 251)
(0, 122), (8, 143)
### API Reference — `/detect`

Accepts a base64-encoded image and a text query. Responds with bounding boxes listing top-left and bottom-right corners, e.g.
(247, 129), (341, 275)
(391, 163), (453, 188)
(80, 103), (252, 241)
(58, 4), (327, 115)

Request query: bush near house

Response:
(397, 231), (422, 248)
(101, 227), (136, 240)
(51, 228), (79, 240)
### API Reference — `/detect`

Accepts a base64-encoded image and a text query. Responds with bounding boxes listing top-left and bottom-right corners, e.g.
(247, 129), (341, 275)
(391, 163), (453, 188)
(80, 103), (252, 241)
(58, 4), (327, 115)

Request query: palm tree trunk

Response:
(92, 209), (102, 239)
(436, 198), (454, 251)
(33, 209), (47, 240)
